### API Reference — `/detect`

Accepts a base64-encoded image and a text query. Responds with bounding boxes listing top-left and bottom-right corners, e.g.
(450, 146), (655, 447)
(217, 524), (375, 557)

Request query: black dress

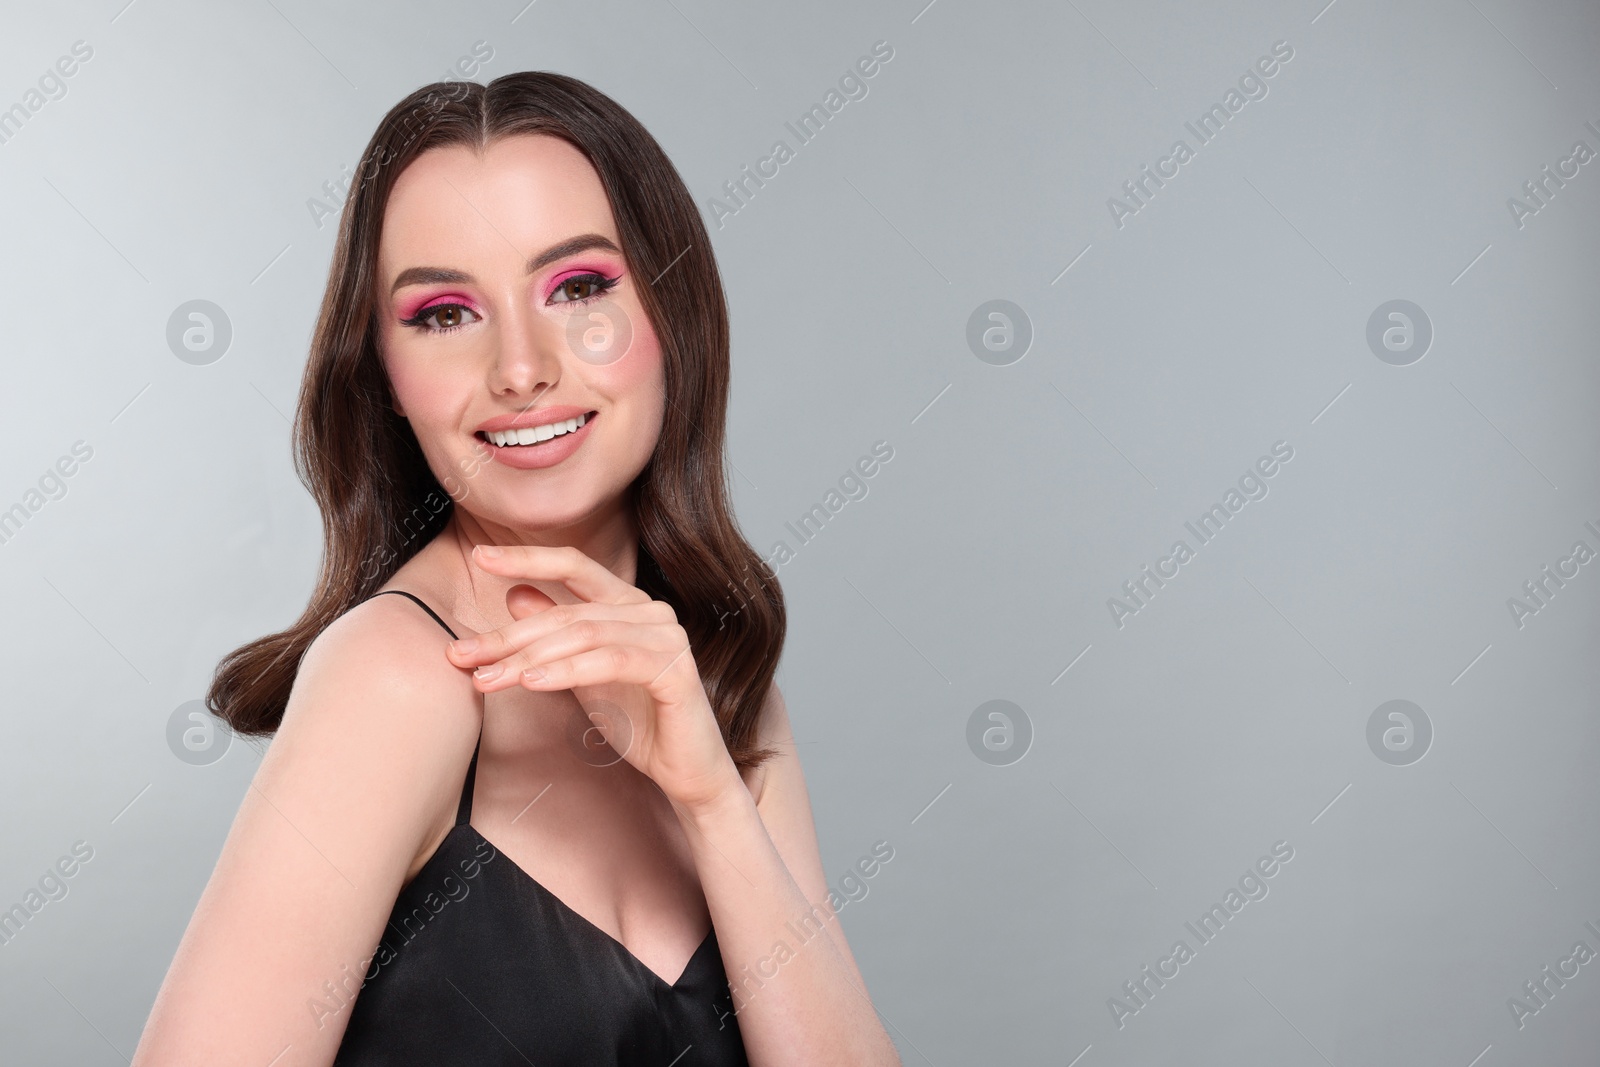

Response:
(333, 590), (750, 1066)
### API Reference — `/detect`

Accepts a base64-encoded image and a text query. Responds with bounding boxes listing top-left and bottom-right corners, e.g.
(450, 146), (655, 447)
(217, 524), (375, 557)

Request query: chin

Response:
(482, 490), (613, 532)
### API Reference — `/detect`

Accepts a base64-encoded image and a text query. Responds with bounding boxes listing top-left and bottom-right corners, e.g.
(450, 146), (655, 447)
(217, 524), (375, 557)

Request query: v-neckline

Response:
(366, 590), (719, 993)
(461, 823), (716, 991)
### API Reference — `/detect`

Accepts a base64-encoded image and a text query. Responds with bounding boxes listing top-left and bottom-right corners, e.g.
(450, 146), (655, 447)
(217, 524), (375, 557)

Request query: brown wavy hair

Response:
(207, 72), (784, 770)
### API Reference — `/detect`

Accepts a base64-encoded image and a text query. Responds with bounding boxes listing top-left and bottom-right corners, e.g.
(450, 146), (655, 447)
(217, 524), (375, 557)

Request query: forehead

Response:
(378, 133), (617, 276)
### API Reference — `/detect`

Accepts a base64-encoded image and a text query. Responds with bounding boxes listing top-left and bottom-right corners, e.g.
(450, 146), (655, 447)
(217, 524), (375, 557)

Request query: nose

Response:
(485, 300), (564, 405)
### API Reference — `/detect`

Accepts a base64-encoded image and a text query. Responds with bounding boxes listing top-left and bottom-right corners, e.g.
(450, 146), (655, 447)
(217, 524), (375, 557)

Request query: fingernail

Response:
(476, 544), (504, 558)
(522, 666), (546, 682)
(451, 638), (478, 655)
(474, 664), (503, 682)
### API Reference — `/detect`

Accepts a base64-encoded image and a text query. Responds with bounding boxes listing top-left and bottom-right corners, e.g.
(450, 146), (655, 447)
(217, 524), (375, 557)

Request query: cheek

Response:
(637, 327), (668, 436)
(618, 316), (665, 385)
(596, 317), (666, 428)
(381, 329), (457, 410)
(385, 366), (432, 427)
(381, 351), (418, 408)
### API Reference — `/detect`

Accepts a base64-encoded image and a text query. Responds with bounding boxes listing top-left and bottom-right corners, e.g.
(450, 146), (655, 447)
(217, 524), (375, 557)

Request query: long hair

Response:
(207, 72), (784, 770)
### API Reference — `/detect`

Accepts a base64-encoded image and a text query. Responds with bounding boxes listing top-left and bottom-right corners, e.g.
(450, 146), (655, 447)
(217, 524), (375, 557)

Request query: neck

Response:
(439, 494), (642, 623)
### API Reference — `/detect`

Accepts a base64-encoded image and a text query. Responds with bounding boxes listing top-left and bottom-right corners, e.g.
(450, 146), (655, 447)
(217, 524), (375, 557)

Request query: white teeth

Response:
(485, 413), (587, 447)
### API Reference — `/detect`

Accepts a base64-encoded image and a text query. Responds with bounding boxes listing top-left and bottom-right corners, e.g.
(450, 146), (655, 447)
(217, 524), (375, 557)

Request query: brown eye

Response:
(399, 302), (479, 332)
(561, 277), (598, 301)
(549, 272), (621, 305)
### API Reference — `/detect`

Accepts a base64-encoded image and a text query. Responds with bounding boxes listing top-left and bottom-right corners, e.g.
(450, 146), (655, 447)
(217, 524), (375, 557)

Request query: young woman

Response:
(132, 71), (901, 1067)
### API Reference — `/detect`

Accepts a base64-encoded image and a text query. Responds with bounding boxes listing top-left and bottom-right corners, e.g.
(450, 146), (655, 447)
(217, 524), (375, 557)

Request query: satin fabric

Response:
(332, 590), (749, 1066)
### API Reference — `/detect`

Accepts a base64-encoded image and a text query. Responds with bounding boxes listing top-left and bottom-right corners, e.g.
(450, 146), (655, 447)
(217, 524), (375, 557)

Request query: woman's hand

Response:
(444, 543), (744, 814)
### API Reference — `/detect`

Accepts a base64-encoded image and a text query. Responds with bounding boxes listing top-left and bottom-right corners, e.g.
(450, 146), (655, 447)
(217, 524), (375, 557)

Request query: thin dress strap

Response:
(369, 588), (459, 639)
(367, 589), (482, 828)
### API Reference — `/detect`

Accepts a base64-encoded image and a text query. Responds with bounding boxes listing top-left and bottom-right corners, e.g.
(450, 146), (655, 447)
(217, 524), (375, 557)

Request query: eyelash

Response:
(399, 272), (623, 334)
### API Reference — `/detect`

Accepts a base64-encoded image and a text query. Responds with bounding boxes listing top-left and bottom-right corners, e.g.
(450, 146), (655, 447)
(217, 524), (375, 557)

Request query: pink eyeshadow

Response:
(545, 266), (619, 300)
(396, 292), (479, 320)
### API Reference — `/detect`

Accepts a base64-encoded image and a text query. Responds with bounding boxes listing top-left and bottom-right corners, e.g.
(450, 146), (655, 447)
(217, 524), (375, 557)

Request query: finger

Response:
(470, 544), (652, 606)
(507, 583), (556, 621)
(465, 620), (689, 693)
(447, 600), (677, 667)
(519, 642), (699, 694)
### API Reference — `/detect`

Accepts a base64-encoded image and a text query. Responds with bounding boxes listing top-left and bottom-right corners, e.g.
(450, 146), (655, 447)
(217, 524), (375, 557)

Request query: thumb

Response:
(506, 583), (557, 620)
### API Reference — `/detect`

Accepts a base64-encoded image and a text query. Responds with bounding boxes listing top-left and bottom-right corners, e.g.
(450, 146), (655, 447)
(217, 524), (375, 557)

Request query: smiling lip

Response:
(474, 407), (598, 471)
(475, 405), (595, 435)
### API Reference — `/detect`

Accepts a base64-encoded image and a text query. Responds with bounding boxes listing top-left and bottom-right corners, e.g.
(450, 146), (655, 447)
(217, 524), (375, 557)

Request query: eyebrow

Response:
(387, 233), (623, 296)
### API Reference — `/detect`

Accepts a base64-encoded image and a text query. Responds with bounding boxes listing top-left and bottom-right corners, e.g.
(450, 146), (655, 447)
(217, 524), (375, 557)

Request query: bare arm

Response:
(132, 597), (481, 1067)
(688, 684), (902, 1066)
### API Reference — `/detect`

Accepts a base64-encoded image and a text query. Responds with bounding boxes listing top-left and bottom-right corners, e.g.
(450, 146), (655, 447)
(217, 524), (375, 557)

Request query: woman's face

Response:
(375, 133), (666, 540)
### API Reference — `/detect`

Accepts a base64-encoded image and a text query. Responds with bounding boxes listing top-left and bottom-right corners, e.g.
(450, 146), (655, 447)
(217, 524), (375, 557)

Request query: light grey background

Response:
(2, 0), (1597, 1063)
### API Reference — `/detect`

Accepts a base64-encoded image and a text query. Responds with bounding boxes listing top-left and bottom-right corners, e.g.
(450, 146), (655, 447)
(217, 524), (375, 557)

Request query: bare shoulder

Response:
(131, 593), (483, 1062)
(266, 591), (483, 868)
(289, 589), (478, 734)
